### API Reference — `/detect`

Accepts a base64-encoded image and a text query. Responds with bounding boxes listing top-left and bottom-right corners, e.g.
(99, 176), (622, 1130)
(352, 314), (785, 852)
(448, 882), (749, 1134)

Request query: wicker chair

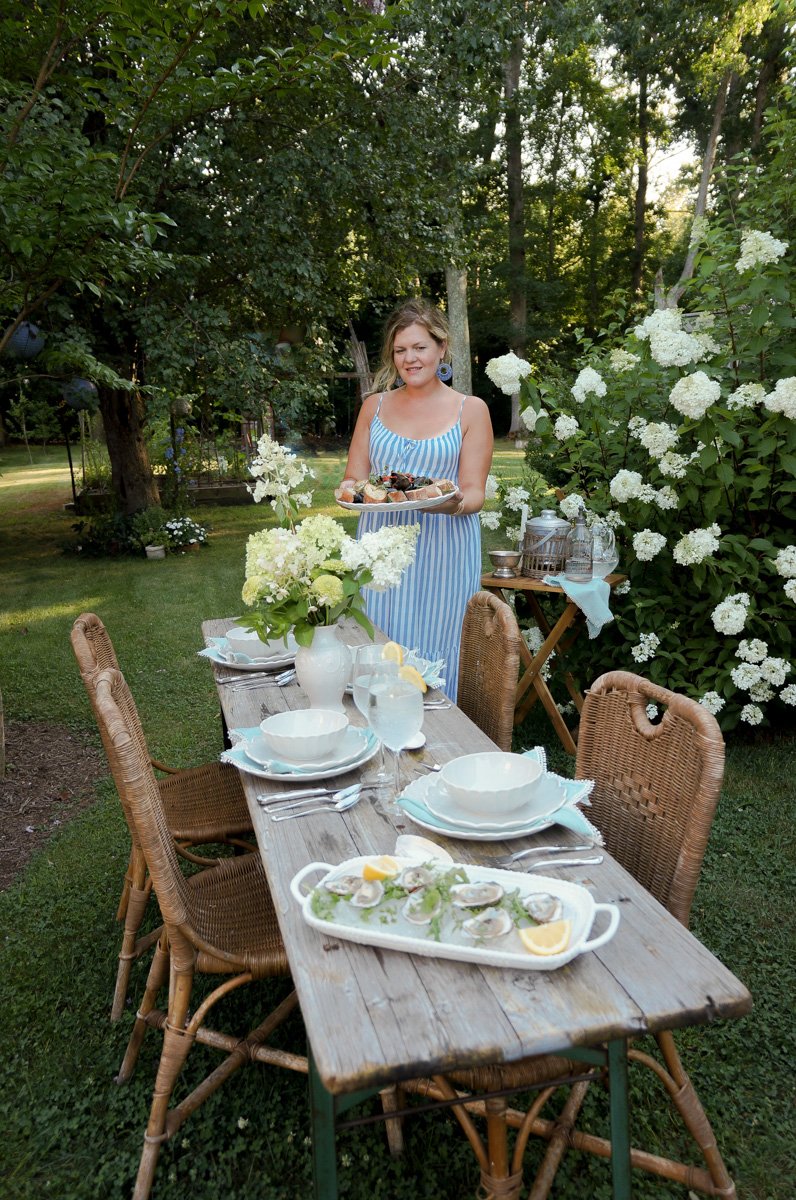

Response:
(389, 671), (737, 1200)
(91, 667), (306, 1200)
(71, 612), (254, 1021)
(456, 591), (522, 751)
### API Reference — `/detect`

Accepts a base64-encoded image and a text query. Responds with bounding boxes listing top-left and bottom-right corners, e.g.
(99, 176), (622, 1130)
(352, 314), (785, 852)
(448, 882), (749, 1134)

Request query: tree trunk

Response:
(100, 388), (160, 514)
(504, 36), (526, 437)
(445, 264), (472, 396)
(630, 70), (649, 298)
(666, 71), (734, 308)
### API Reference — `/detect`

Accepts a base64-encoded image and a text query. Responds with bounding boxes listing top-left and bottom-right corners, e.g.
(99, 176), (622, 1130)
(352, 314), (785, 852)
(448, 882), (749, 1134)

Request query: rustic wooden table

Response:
(202, 616), (750, 1200)
(479, 573), (626, 755)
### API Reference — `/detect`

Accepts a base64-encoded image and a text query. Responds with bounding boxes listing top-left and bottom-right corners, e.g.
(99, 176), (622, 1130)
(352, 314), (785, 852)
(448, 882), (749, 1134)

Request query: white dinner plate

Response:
(336, 491), (451, 513)
(243, 727), (371, 772)
(397, 774), (556, 841)
(222, 735), (379, 783)
(201, 637), (296, 672)
(424, 773), (569, 832)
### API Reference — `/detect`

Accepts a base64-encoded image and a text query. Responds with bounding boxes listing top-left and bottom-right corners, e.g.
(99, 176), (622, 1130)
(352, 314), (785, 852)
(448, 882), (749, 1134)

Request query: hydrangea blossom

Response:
(726, 383), (765, 411)
(773, 546), (796, 578)
(669, 372), (721, 420)
(484, 474), (499, 501)
(633, 308), (682, 341)
(785, 579), (796, 602)
(759, 657), (791, 686)
(737, 639), (768, 663)
(504, 486), (530, 511)
(631, 632), (660, 662)
(654, 486), (679, 510)
(731, 662), (762, 689)
(763, 377), (796, 419)
(699, 691), (725, 715)
(650, 329), (706, 368)
(614, 579), (631, 594)
(638, 422), (679, 458)
(485, 352), (532, 395)
(632, 529), (666, 561)
(711, 593), (750, 635)
(521, 406), (546, 431)
(672, 525), (721, 566)
(609, 349), (639, 372)
(740, 703), (764, 725)
(735, 229), (788, 273)
(559, 493), (584, 520)
(571, 367), (607, 403)
(479, 510), (500, 531)
(247, 432), (314, 523)
(553, 414), (579, 441)
(609, 469), (644, 502)
(780, 684), (796, 705)
(656, 451), (691, 479)
(628, 415), (647, 437)
(749, 682), (774, 703)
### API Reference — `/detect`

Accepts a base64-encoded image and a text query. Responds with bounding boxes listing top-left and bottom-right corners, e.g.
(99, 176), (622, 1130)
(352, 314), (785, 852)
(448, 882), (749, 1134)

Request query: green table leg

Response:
(607, 1037), (632, 1200)
(309, 1049), (338, 1200)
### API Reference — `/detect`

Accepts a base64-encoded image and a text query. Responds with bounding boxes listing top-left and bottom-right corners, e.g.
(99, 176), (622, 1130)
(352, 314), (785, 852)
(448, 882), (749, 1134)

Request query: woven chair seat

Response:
(159, 762), (251, 843)
(446, 1055), (579, 1095)
(187, 852), (289, 977)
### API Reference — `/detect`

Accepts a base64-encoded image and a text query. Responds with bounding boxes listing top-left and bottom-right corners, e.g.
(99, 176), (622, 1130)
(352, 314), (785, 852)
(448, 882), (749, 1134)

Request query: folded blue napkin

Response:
(542, 574), (613, 639)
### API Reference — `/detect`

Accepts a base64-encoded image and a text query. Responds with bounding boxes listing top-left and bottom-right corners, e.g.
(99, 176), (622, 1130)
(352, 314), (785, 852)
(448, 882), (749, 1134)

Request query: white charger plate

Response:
(424, 772), (569, 832)
(397, 774), (556, 841)
(291, 855), (620, 971)
(244, 727), (371, 772)
(203, 638), (296, 672)
(223, 735), (378, 783)
(336, 491), (451, 513)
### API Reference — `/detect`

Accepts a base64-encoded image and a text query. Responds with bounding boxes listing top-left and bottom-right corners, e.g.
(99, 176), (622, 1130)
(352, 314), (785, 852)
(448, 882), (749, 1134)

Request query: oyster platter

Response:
(290, 854), (620, 971)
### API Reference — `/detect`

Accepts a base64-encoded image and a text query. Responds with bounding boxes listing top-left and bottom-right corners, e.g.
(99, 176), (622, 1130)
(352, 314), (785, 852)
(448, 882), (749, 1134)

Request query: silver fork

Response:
(497, 843), (594, 866)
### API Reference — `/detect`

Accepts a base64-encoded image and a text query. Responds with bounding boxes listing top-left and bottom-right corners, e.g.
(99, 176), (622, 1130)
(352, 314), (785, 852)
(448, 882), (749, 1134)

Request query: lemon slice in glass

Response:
(381, 641), (404, 665)
(398, 664), (427, 693)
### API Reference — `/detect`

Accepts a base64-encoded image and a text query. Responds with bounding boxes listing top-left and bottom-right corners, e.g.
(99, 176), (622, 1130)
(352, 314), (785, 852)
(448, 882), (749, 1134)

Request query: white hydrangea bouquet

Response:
(484, 222), (795, 730)
(247, 431), (315, 526)
(241, 514), (420, 646)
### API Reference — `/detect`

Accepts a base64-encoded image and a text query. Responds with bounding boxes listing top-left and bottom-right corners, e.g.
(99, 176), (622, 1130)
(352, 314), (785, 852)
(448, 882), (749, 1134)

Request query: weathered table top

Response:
(202, 616), (751, 1098)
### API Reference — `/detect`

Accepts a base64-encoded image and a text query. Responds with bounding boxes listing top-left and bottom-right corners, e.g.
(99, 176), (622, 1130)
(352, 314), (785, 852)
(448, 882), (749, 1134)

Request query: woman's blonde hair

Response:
(371, 298), (450, 392)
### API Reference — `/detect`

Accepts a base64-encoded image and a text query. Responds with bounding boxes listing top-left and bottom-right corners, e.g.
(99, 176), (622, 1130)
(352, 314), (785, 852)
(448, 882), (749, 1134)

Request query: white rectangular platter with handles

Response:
(290, 855), (619, 972)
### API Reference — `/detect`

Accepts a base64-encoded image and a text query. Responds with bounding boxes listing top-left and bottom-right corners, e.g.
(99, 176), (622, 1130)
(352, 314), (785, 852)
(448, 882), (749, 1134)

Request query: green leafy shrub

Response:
(485, 221), (795, 731)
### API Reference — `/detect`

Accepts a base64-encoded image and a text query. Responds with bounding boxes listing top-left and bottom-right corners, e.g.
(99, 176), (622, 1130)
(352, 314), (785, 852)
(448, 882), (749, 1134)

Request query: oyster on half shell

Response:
(450, 881), (505, 908)
(403, 888), (443, 925)
(350, 879), (384, 908)
(523, 892), (564, 923)
(462, 906), (513, 940)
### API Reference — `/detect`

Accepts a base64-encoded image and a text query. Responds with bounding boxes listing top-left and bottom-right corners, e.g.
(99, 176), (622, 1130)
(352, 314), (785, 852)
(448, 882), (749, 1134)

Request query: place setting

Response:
(220, 708), (379, 783)
(198, 622), (298, 675)
(396, 747), (601, 843)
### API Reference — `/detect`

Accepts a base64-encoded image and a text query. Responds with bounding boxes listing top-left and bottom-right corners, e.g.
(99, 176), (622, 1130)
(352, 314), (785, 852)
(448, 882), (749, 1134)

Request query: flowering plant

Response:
(163, 515), (208, 549)
(247, 432), (314, 526)
(241, 514), (420, 646)
(484, 217), (795, 730)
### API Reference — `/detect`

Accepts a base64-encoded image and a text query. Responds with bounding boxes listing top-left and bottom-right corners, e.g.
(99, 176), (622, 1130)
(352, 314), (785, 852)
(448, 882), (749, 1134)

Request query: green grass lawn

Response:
(1, 442), (794, 1200)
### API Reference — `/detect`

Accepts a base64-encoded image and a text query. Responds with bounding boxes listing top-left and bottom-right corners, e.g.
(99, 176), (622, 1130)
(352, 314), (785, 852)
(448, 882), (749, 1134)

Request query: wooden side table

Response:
(480, 572), (626, 756)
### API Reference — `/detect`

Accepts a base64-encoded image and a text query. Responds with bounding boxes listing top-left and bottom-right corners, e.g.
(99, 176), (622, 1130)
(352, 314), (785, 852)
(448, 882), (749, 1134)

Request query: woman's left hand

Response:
(435, 489), (465, 515)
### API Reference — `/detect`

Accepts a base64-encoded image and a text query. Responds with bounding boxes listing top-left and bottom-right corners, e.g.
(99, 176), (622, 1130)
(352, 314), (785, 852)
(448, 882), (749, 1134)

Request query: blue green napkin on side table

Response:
(542, 575), (614, 639)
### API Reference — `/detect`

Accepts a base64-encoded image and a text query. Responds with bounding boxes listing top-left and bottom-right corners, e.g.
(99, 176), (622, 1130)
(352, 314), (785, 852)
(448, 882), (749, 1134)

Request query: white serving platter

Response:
(290, 855), (619, 971)
(336, 491), (451, 513)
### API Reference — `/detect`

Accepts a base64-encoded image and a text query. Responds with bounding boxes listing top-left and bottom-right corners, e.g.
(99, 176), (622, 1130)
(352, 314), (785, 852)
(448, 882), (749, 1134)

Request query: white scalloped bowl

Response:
(259, 708), (349, 763)
(226, 624), (295, 659)
(440, 752), (543, 817)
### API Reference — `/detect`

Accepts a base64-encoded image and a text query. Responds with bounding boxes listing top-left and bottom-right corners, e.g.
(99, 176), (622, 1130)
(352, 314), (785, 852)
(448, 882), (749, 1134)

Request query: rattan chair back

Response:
(457, 591), (522, 751)
(92, 668), (196, 929)
(576, 669), (725, 927)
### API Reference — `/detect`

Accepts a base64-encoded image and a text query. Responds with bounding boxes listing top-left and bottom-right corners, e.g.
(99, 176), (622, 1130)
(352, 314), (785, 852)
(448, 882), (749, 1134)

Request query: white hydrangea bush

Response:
(485, 218), (795, 729)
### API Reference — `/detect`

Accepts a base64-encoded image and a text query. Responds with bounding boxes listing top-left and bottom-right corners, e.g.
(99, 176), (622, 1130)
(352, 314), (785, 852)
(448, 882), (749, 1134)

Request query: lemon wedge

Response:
(398, 664), (427, 693)
(518, 919), (572, 957)
(381, 641), (404, 665)
(362, 855), (400, 881)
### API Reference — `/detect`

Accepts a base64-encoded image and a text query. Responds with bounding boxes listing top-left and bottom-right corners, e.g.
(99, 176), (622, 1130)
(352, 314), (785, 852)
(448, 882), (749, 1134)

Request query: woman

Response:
(343, 298), (493, 701)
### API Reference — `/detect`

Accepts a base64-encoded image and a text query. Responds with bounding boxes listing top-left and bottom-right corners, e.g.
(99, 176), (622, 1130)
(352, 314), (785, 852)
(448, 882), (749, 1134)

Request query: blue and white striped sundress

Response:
(356, 395), (482, 702)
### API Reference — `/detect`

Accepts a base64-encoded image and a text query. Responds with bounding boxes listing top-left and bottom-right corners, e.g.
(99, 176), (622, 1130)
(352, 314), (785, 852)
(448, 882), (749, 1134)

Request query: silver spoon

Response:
(271, 789), (362, 821)
(260, 782), (360, 811)
(523, 855), (604, 870)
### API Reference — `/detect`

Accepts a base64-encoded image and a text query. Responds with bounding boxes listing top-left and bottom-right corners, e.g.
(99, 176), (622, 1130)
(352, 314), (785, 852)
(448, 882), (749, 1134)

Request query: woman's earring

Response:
(436, 361), (453, 382)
